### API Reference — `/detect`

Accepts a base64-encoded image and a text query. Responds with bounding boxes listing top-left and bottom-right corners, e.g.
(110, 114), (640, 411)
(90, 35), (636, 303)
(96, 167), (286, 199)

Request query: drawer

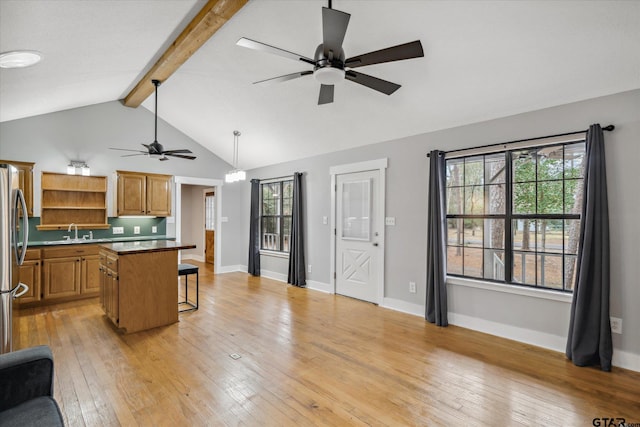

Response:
(43, 244), (99, 259)
(24, 248), (41, 261)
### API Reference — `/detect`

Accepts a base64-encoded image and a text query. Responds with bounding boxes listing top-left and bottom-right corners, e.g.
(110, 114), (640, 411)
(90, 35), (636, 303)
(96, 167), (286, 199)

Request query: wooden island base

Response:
(98, 241), (195, 334)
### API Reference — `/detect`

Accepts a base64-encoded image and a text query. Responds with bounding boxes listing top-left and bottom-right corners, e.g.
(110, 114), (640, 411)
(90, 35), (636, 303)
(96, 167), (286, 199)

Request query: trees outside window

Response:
(445, 142), (585, 292)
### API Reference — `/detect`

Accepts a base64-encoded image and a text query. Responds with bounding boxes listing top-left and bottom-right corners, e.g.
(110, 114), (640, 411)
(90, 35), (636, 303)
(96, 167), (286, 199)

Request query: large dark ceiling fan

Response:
(237, 1), (424, 105)
(111, 80), (196, 161)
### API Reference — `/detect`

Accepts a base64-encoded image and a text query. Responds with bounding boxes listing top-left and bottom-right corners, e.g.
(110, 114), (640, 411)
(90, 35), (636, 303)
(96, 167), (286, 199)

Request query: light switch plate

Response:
(112, 226), (124, 235)
(221, 217), (229, 223)
(385, 217), (396, 226)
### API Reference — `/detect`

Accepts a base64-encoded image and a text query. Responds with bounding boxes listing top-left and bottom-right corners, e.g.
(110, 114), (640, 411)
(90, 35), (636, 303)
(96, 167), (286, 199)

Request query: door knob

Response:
(373, 242), (379, 247)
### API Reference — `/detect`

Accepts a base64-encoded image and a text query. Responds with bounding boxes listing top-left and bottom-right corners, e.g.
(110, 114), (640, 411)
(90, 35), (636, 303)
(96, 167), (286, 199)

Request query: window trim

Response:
(259, 177), (293, 254)
(445, 139), (585, 293)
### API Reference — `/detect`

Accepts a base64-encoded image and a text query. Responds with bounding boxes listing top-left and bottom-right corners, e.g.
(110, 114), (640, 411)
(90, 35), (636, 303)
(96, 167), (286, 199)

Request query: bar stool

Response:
(178, 263), (199, 312)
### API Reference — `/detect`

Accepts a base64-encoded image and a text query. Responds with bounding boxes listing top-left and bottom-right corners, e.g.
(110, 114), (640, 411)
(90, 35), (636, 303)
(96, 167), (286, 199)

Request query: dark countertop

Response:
(28, 235), (173, 247)
(99, 240), (196, 255)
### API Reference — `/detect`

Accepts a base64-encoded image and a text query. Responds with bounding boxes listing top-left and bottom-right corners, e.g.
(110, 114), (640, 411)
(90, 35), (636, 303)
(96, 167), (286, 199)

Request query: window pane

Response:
(262, 183), (280, 215)
(447, 246), (463, 275)
(261, 217), (280, 251)
(537, 146), (564, 180)
(446, 159), (464, 187)
(464, 219), (482, 247)
(513, 219), (536, 252)
(538, 180), (563, 214)
(537, 254), (563, 289)
(447, 219), (464, 246)
(484, 250), (505, 280)
(484, 219), (505, 249)
(464, 157), (484, 186)
(565, 178), (583, 214)
(564, 255), (578, 291)
(564, 142), (585, 179)
(463, 247), (483, 278)
(487, 184), (505, 214)
(536, 219), (563, 253)
(282, 181), (293, 216)
(464, 186), (484, 214)
(446, 186), (463, 215)
(513, 150), (536, 183)
(485, 153), (505, 184)
(564, 219), (581, 255)
(513, 182), (536, 214)
(282, 217), (291, 252)
(342, 179), (371, 240)
(513, 251), (536, 285)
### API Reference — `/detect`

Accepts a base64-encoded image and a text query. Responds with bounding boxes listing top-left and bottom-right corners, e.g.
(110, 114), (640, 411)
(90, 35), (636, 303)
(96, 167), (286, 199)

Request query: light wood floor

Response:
(14, 261), (640, 426)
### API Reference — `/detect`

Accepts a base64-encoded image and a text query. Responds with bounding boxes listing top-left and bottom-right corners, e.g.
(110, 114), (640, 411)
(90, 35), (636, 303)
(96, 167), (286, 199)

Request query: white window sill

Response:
(260, 250), (289, 259)
(446, 276), (574, 304)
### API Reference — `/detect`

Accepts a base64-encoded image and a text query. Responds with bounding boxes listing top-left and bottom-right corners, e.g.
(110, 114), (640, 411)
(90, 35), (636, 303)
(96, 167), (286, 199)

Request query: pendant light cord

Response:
(152, 79), (160, 143)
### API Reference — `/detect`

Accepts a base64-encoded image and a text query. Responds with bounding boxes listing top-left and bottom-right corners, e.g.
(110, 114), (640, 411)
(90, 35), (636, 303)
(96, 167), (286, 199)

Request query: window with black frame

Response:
(445, 141), (585, 292)
(260, 179), (293, 253)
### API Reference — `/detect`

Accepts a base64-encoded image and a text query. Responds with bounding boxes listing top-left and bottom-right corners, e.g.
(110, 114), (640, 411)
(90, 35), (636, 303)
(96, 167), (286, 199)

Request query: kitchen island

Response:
(98, 240), (195, 334)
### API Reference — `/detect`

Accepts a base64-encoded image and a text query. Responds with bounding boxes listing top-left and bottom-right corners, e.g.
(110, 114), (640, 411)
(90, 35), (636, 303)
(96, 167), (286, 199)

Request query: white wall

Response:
(233, 89), (640, 371)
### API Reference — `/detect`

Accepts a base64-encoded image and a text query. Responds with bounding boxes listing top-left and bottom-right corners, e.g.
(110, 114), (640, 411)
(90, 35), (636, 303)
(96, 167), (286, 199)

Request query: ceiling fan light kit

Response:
(110, 79), (196, 161)
(237, 2), (424, 105)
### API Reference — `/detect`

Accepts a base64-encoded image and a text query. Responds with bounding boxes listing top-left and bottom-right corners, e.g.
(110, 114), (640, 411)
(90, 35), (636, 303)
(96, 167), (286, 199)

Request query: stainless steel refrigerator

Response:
(0, 163), (29, 354)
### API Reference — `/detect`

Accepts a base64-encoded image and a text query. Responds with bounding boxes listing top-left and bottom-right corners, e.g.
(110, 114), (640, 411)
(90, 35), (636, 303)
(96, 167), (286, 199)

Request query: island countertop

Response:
(99, 240), (196, 255)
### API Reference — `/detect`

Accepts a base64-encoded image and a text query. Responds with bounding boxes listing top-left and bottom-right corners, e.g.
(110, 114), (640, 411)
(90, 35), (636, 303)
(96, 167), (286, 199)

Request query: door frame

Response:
(330, 158), (387, 304)
(174, 176), (223, 273)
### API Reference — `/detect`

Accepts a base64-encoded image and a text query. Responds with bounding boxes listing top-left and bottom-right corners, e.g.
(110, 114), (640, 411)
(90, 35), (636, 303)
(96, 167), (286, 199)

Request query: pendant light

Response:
(225, 130), (246, 183)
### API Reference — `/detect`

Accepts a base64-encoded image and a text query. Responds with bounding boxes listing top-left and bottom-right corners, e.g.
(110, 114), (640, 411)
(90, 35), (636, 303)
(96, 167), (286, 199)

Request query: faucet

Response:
(68, 223), (78, 241)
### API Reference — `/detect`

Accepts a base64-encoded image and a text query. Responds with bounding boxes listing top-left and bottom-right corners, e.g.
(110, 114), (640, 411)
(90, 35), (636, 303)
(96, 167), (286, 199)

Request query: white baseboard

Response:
(181, 254), (204, 262)
(260, 269), (287, 283)
(259, 269), (333, 293)
(217, 265), (244, 274)
(379, 299), (639, 372)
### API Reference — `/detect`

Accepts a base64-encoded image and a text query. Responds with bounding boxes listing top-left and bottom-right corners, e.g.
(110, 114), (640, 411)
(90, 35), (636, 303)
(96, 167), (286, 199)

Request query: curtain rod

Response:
(426, 124), (615, 158)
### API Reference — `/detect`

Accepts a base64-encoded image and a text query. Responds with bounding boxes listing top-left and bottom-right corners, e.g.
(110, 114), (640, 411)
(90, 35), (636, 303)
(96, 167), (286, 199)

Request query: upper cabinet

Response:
(116, 171), (172, 217)
(38, 172), (108, 230)
(0, 160), (34, 217)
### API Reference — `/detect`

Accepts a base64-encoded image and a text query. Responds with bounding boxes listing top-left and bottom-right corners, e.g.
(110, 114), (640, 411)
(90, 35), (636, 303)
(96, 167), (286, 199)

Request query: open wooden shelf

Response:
(38, 172), (109, 230)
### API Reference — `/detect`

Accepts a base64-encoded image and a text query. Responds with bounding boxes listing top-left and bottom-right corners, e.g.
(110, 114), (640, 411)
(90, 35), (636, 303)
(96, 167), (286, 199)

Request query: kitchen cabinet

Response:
(16, 249), (41, 304)
(99, 250), (119, 325)
(38, 172), (108, 230)
(42, 245), (100, 301)
(0, 160), (34, 217)
(116, 170), (172, 216)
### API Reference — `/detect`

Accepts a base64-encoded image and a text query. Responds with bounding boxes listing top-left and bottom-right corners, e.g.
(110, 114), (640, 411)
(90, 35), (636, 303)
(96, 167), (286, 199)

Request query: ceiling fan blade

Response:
(161, 149), (193, 155)
(166, 153), (197, 160)
(120, 153), (149, 158)
(254, 70), (313, 85)
(322, 7), (350, 55)
(110, 148), (147, 153)
(345, 40), (424, 68)
(159, 156), (170, 161)
(237, 38), (315, 65)
(318, 84), (334, 105)
(345, 70), (401, 95)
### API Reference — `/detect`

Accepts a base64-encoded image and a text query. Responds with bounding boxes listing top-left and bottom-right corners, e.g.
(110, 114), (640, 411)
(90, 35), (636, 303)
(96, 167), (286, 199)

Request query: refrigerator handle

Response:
(13, 282), (29, 299)
(12, 188), (29, 266)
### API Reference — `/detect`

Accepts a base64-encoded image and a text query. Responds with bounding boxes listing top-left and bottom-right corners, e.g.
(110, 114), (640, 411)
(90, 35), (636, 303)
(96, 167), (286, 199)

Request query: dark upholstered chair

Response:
(0, 345), (64, 426)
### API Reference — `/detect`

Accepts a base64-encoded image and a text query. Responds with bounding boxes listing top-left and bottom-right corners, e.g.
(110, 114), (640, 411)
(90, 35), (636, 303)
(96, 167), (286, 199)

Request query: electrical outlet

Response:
(308, 265), (312, 273)
(151, 226), (157, 233)
(133, 226), (140, 234)
(610, 317), (622, 334)
(409, 281), (416, 293)
(112, 226), (124, 235)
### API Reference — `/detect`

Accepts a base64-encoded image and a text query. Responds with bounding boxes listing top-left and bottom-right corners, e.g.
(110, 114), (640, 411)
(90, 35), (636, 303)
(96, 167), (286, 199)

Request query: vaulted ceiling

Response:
(1, 0), (639, 169)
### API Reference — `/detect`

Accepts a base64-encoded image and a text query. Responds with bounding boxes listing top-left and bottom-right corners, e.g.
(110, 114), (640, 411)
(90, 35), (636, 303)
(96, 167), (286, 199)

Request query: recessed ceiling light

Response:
(0, 50), (43, 69)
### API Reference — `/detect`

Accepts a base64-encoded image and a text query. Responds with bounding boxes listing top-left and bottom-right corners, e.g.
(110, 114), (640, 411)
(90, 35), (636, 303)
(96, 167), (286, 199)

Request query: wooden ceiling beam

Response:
(122, 0), (248, 108)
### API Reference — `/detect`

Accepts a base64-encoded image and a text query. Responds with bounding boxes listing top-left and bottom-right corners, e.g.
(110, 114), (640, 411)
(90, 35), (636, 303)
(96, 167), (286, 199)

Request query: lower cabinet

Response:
(16, 249), (42, 304)
(23, 244), (102, 304)
(99, 250), (119, 325)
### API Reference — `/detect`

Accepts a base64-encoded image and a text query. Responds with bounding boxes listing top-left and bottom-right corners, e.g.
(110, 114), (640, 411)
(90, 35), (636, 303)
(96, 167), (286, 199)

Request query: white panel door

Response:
(335, 170), (381, 303)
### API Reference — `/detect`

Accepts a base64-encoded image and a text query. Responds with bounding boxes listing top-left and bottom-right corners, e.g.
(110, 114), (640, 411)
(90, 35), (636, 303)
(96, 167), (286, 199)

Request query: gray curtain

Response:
(566, 124), (612, 371)
(426, 150), (448, 326)
(248, 179), (260, 276)
(288, 172), (306, 287)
